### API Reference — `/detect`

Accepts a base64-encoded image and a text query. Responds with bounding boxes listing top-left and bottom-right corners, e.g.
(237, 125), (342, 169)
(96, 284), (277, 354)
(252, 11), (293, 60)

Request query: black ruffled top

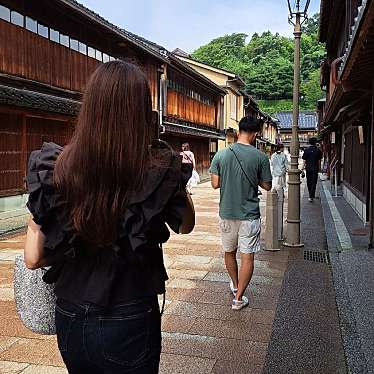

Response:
(26, 142), (187, 307)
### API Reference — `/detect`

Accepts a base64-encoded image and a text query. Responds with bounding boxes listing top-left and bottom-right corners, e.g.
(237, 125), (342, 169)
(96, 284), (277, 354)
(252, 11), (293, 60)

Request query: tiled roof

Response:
(275, 111), (318, 130)
(59, 0), (169, 63)
(0, 85), (80, 115)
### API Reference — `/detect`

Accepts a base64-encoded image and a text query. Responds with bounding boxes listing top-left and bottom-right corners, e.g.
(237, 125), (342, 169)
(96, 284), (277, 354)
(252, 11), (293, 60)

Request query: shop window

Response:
(11, 11), (23, 27)
(25, 17), (37, 33)
(0, 5), (10, 21)
(70, 38), (79, 51)
(38, 23), (48, 38)
(79, 42), (87, 55)
(88, 47), (96, 58)
(60, 33), (69, 47)
(50, 29), (59, 43)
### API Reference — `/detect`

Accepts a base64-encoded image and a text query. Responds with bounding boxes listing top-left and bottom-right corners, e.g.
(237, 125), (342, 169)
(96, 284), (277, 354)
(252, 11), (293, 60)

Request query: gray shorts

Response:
(219, 218), (261, 254)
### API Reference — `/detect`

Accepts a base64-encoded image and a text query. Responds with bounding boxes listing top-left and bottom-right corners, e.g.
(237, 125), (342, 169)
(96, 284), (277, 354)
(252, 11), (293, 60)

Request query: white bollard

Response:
(265, 190), (281, 251)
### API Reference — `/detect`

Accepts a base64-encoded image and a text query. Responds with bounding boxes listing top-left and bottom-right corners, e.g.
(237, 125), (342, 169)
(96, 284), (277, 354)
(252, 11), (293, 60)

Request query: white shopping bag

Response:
(189, 169), (200, 187)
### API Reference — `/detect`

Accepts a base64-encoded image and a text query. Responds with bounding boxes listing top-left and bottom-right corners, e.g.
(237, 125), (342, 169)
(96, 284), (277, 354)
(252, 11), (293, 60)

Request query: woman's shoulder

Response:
(26, 142), (63, 224)
(28, 142), (63, 172)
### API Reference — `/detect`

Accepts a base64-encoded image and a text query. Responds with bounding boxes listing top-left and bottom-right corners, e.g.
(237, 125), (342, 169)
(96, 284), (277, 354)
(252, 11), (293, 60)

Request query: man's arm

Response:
(209, 152), (220, 189)
(211, 173), (220, 189)
(259, 157), (273, 191)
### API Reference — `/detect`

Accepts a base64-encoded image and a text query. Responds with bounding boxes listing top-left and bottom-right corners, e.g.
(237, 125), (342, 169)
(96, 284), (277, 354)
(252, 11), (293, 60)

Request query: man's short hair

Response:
(276, 143), (285, 152)
(309, 137), (318, 145)
(238, 116), (261, 133)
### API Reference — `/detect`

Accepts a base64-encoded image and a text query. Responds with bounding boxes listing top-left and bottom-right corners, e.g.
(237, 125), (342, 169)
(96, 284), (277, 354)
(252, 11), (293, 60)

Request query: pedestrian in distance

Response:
(209, 116), (272, 310)
(180, 142), (197, 194)
(271, 143), (288, 192)
(24, 61), (195, 374)
(302, 137), (323, 202)
(270, 143), (288, 240)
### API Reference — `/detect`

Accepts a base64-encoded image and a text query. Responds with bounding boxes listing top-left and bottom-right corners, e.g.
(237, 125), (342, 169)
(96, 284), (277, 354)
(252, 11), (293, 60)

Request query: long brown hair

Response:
(54, 61), (153, 247)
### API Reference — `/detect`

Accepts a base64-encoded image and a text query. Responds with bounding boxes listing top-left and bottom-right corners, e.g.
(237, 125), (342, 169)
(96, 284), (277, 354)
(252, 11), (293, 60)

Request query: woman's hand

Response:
(179, 193), (195, 234)
(24, 218), (47, 269)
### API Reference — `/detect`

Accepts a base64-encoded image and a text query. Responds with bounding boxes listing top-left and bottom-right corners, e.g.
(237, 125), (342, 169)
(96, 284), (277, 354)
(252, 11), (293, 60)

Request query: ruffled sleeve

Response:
(119, 151), (188, 251)
(26, 142), (63, 225)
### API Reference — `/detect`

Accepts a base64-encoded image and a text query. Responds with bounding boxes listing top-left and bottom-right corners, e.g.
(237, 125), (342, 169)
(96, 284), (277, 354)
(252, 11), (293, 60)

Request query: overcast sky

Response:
(80, 0), (321, 52)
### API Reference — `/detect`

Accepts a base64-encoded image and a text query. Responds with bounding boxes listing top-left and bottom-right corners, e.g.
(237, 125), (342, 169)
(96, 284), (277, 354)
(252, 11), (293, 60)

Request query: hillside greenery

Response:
(191, 14), (325, 115)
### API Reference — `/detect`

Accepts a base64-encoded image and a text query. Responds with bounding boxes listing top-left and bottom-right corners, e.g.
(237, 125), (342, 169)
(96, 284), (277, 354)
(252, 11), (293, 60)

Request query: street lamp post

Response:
(283, 0), (310, 248)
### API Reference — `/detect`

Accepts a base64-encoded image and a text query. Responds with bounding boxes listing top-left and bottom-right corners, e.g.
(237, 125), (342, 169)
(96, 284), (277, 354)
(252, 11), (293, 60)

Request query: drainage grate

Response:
(303, 250), (329, 264)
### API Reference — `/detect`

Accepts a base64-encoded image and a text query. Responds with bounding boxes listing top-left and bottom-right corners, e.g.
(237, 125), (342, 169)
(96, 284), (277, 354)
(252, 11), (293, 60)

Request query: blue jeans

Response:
(55, 296), (161, 374)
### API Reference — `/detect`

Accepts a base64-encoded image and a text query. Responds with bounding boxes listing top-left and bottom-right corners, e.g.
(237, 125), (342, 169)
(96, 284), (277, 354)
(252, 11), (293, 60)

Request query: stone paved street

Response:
(0, 182), (290, 373)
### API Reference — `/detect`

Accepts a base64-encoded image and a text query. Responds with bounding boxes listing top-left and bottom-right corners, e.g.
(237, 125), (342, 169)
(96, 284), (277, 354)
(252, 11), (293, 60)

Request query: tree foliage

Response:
(191, 13), (325, 112)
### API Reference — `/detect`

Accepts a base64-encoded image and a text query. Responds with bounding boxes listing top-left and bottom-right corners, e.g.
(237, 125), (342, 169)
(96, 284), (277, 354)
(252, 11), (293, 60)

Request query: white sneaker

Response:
(232, 296), (249, 310)
(308, 198), (313, 202)
(229, 280), (238, 296)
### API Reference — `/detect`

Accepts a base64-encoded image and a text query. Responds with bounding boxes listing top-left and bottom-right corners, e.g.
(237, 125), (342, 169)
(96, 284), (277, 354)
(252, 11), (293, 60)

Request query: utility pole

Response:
(283, 0), (310, 247)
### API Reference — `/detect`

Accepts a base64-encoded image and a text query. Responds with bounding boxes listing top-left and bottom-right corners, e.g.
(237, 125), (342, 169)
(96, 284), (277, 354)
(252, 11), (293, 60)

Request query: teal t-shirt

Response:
(209, 143), (272, 220)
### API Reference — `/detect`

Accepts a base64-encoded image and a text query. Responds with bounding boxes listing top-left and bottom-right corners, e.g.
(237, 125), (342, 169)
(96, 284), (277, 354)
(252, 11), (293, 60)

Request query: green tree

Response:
(300, 69), (324, 109)
(190, 13), (326, 111)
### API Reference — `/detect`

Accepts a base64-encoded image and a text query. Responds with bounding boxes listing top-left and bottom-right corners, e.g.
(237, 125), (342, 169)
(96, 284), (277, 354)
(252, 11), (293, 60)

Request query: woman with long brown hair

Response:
(24, 61), (194, 373)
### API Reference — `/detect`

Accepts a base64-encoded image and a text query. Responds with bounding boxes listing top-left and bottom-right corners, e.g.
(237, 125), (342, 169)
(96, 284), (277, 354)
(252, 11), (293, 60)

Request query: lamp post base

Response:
(282, 241), (304, 248)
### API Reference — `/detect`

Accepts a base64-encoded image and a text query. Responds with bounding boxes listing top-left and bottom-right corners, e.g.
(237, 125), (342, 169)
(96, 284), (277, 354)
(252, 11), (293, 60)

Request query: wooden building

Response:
(318, 0), (374, 234)
(173, 50), (279, 153)
(0, 0), (225, 215)
(276, 111), (318, 152)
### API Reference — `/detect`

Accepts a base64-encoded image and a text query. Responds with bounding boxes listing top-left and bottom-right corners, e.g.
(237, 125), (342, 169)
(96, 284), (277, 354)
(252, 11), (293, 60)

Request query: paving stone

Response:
(0, 288), (14, 301)
(159, 353), (216, 374)
(0, 360), (29, 373)
(212, 359), (263, 374)
(0, 337), (19, 354)
(173, 255), (213, 264)
(0, 302), (49, 340)
(161, 332), (267, 366)
(203, 272), (230, 283)
(189, 318), (272, 343)
(167, 269), (208, 280)
(165, 288), (206, 303)
(21, 365), (68, 373)
(0, 263), (14, 287)
(161, 315), (194, 334)
(0, 338), (63, 367)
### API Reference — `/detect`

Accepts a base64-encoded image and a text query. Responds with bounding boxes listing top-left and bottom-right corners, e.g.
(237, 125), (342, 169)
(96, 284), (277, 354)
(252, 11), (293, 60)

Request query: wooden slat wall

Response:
(167, 90), (216, 127)
(0, 111), (74, 196)
(166, 68), (218, 128)
(26, 117), (73, 157)
(0, 112), (23, 194)
(0, 20), (159, 103)
(142, 62), (158, 110)
(343, 125), (369, 199)
(0, 20), (100, 92)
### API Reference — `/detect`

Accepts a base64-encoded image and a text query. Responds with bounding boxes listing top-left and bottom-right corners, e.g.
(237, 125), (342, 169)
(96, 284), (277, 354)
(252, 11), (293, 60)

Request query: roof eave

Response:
(57, 0), (169, 64)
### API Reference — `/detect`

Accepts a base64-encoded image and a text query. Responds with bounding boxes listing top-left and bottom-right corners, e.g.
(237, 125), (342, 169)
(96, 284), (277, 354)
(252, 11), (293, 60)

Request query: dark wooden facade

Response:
(0, 0), (224, 198)
(319, 0), (374, 237)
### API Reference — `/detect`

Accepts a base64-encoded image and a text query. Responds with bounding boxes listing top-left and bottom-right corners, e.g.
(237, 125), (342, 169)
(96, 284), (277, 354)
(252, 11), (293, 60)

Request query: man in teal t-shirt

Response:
(210, 116), (272, 310)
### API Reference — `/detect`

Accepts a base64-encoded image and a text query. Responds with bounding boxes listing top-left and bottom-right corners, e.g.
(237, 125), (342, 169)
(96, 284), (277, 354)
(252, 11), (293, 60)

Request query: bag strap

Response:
(229, 146), (258, 192)
(182, 151), (194, 164)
